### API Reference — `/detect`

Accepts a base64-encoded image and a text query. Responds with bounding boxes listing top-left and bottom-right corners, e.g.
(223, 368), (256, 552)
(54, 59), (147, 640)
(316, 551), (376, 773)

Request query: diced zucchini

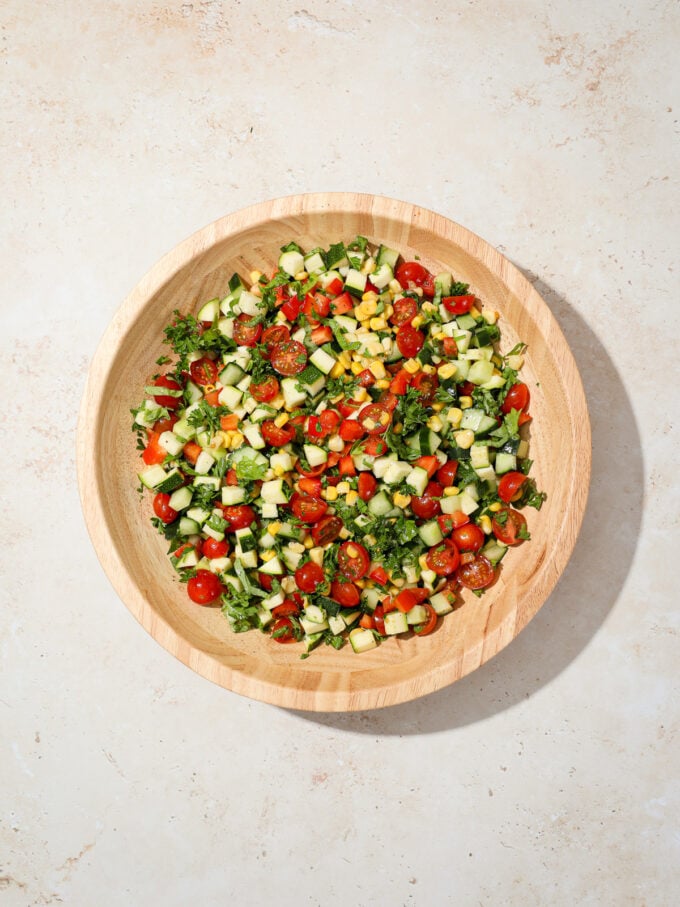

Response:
(194, 450), (215, 475)
(242, 422), (265, 450)
(383, 460), (413, 485)
(344, 268), (367, 297)
(221, 486), (246, 505)
(309, 347), (336, 375)
(430, 590), (455, 616)
(259, 555), (284, 575)
(349, 627), (378, 653)
(406, 605), (429, 625)
(168, 486), (193, 511)
(261, 479), (288, 504)
(367, 491), (393, 517)
(405, 466), (429, 496)
(236, 290), (261, 317)
(218, 385), (243, 409)
(495, 452), (517, 474)
(178, 516), (200, 536)
(279, 249), (304, 277)
(470, 445), (490, 470)
(304, 248), (326, 274)
(376, 245), (400, 270)
(281, 377), (307, 409)
(370, 262), (393, 289)
(467, 360), (494, 385)
(138, 464), (168, 489)
(304, 444), (328, 467)
(418, 520), (443, 547)
(383, 611), (409, 635)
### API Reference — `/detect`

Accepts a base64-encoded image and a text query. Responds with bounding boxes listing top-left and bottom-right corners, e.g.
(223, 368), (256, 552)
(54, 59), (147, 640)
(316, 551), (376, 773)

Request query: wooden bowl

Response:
(77, 193), (590, 711)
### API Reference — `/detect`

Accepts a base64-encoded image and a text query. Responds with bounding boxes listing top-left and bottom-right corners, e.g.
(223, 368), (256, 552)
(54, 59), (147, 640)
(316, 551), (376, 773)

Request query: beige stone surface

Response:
(1, 1), (678, 904)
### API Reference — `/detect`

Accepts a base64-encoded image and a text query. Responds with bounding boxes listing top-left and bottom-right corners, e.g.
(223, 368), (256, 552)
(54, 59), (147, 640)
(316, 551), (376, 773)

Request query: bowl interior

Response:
(78, 194), (589, 711)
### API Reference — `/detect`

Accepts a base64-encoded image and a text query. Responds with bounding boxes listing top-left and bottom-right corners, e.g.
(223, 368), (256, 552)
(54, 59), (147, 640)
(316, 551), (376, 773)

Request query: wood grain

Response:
(76, 193), (591, 711)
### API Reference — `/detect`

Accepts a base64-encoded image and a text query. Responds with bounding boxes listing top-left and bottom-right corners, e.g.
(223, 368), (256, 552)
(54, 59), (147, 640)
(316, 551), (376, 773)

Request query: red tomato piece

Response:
(359, 613), (375, 630)
(442, 337), (459, 358)
(442, 294), (476, 314)
(412, 370), (438, 402)
(358, 369), (376, 387)
(338, 541), (370, 581)
(182, 441), (201, 465)
(410, 482), (443, 520)
(393, 589), (419, 613)
(151, 375), (183, 409)
(377, 390), (399, 412)
(325, 276), (343, 295)
(152, 492), (177, 523)
(290, 493), (328, 524)
(142, 432), (167, 466)
(221, 505), (256, 531)
(390, 297), (418, 326)
(298, 477), (322, 498)
(368, 566), (389, 586)
(372, 604), (386, 635)
(203, 537), (229, 559)
(492, 507), (528, 545)
(250, 376), (280, 403)
(271, 599), (301, 618)
(261, 420), (296, 446)
(311, 325), (333, 346)
(452, 523), (485, 552)
(415, 455), (439, 478)
(389, 369), (411, 396)
(261, 324), (291, 356)
(187, 570), (223, 605)
(358, 403), (392, 435)
(295, 460), (327, 478)
(501, 382), (531, 414)
(338, 454), (357, 476)
(152, 414), (178, 434)
(497, 471), (528, 503)
(311, 516), (343, 546)
(357, 472), (378, 501)
(361, 436), (389, 457)
(303, 292), (330, 321)
(456, 554), (495, 590)
(396, 325), (425, 358)
(436, 460), (459, 487)
(232, 314), (263, 348)
(426, 539), (461, 576)
(270, 340), (308, 376)
(271, 617), (297, 643)
(330, 577), (361, 608)
(319, 409), (341, 433)
(329, 291), (354, 315)
(294, 561), (325, 593)
(413, 603), (438, 636)
(280, 296), (303, 322)
(339, 421), (365, 441)
(395, 261), (433, 292)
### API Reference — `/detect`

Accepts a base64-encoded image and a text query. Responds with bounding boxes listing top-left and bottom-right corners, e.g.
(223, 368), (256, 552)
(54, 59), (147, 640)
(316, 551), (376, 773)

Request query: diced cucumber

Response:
(138, 464), (169, 489)
(262, 591), (285, 610)
(217, 317), (234, 338)
(194, 450), (215, 475)
(468, 360), (495, 385)
(482, 540), (508, 566)
(495, 452), (517, 474)
(242, 422), (265, 450)
(370, 262), (393, 289)
(376, 245), (400, 270)
(281, 547), (303, 571)
(349, 627), (378, 653)
(383, 611), (409, 635)
(456, 313), (477, 330)
(236, 291), (262, 317)
(475, 465), (497, 487)
(259, 555), (284, 575)
(367, 491), (393, 517)
(308, 347), (336, 375)
(361, 587), (382, 610)
(270, 451), (294, 473)
(405, 428), (442, 456)
(470, 445), (490, 470)
(171, 418), (195, 442)
(303, 632), (324, 653)
(372, 455), (398, 479)
(319, 269), (342, 290)
(185, 506), (208, 526)
(430, 590), (455, 616)
(168, 486), (193, 511)
(434, 272), (453, 295)
(281, 377), (307, 409)
(156, 469), (184, 494)
(328, 615), (346, 636)
(406, 605), (429, 625)
(257, 607), (274, 628)
(326, 243), (349, 271)
(418, 520), (443, 547)
(185, 379), (203, 404)
(234, 527), (256, 552)
(261, 479), (288, 504)
(231, 446), (268, 477)
(236, 550), (258, 568)
(304, 604), (327, 624)
(218, 385), (243, 409)
(192, 475), (220, 491)
(221, 486), (246, 505)
(197, 298), (220, 322)
(175, 547), (199, 570)
(304, 248), (326, 274)
(178, 516), (200, 536)
(344, 268), (367, 297)
(158, 431), (185, 457)
(383, 460), (413, 485)
(460, 409), (497, 435)
(218, 362), (246, 386)
(405, 466), (429, 496)
(300, 616), (330, 634)
(303, 444), (328, 467)
(480, 375), (506, 390)
(279, 249), (304, 277)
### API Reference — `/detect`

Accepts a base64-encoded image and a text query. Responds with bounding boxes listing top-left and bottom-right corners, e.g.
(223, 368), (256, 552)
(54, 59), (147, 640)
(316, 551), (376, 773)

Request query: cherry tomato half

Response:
(456, 554), (495, 590)
(232, 314), (262, 348)
(271, 617), (297, 643)
(221, 505), (256, 531)
(337, 542), (370, 581)
(294, 561), (325, 593)
(357, 472), (378, 501)
(358, 403), (392, 435)
(189, 357), (219, 386)
(330, 577), (361, 608)
(261, 324), (291, 357)
(452, 523), (485, 553)
(426, 539), (461, 576)
(390, 296), (418, 326)
(271, 599), (301, 618)
(442, 294), (476, 314)
(436, 460), (459, 487)
(270, 340), (308, 376)
(261, 420), (296, 447)
(153, 492), (178, 523)
(151, 375), (183, 409)
(396, 325), (425, 358)
(410, 482), (443, 520)
(395, 262), (433, 293)
(311, 515), (343, 546)
(250, 376), (280, 403)
(413, 603), (438, 636)
(187, 570), (223, 605)
(497, 471), (528, 503)
(290, 493), (328, 524)
(492, 507), (528, 545)
(501, 382), (531, 414)
(203, 537), (230, 559)
(412, 371), (438, 403)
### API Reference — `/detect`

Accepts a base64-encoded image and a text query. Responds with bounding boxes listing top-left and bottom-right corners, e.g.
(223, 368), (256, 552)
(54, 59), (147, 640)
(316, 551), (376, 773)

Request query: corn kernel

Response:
(270, 393), (285, 409)
(350, 361), (364, 376)
(230, 432), (244, 449)
(323, 485), (339, 501)
(469, 305), (481, 318)
(336, 481), (351, 495)
(388, 278), (402, 294)
(431, 402), (444, 413)
(427, 415), (443, 432)
(267, 522), (282, 536)
(393, 422), (403, 434)
(361, 257), (376, 275)
(454, 429), (475, 449)
(411, 314), (425, 329)
(339, 527), (350, 539)
(368, 360), (387, 380)
(403, 358), (421, 374)
(446, 407), (463, 428)
(421, 301), (436, 313)
(353, 387), (369, 403)
(459, 396), (473, 409)
(346, 490), (359, 506)
(479, 515), (493, 535)
(383, 303), (394, 318)
(369, 316), (387, 331)
(422, 364), (436, 375)
(273, 464), (285, 477)
(309, 547), (324, 565)
(391, 577), (406, 588)
(418, 554), (429, 569)
(375, 378), (390, 389)
(438, 362), (458, 380)
(443, 486), (459, 496)
(218, 430), (231, 448)
(434, 331), (447, 341)
(261, 550), (276, 562)
(355, 578), (367, 589)
(361, 294), (378, 312)
(482, 309), (497, 325)
(489, 502), (503, 512)
(393, 492), (412, 508)
(304, 535), (314, 548)
(338, 351), (352, 368)
(294, 270), (308, 281)
(249, 270), (263, 283)
(329, 362), (346, 379)
(361, 319), (372, 331)
(353, 304), (367, 321)
(274, 413), (289, 428)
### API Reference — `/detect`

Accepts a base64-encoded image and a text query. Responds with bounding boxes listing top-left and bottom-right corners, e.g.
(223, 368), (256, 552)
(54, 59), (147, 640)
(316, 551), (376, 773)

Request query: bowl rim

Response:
(77, 192), (591, 711)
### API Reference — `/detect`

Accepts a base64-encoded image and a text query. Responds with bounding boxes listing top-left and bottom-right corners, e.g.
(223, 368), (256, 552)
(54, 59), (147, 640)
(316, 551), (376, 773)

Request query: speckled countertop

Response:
(2, 2), (678, 905)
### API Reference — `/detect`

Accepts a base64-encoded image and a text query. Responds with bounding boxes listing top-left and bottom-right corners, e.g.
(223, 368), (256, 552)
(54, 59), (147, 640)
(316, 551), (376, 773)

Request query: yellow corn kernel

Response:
(350, 361), (364, 376)
(491, 354), (503, 367)
(375, 378), (390, 390)
(323, 485), (339, 501)
(431, 402), (444, 412)
(403, 358), (421, 374)
(217, 431), (231, 448)
(427, 414), (443, 432)
(479, 515), (492, 535)
(489, 502), (503, 513)
(304, 535), (314, 548)
(368, 360), (387, 380)
(437, 362), (458, 380)
(361, 295), (378, 312)
(443, 486), (459, 496)
(270, 393), (286, 409)
(336, 481), (351, 495)
(338, 351), (352, 368)
(418, 554), (429, 569)
(261, 550), (276, 562)
(391, 577), (406, 588)
(454, 429), (475, 449)
(329, 362), (346, 379)
(421, 301), (436, 313)
(354, 578), (367, 589)
(330, 392), (345, 404)
(353, 387), (369, 403)
(339, 527), (350, 540)
(434, 331), (447, 341)
(414, 287), (424, 297)
(273, 464), (286, 477)
(459, 396), (473, 409)
(482, 309), (497, 325)
(383, 303), (394, 318)
(422, 364), (436, 375)
(393, 422), (403, 434)
(345, 490), (359, 506)
(267, 522), (282, 537)
(446, 407), (463, 428)
(229, 432), (244, 449)
(361, 257), (376, 275)
(393, 492), (412, 508)
(353, 304), (367, 321)
(411, 314), (425, 329)
(309, 547), (324, 566)
(469, 305), (481, 318)
(274, 413), (289, 428)
(249, 270), (263, 283)
(294, 270), (308, 281)
(369, 316), (387, 331)
(388, 278), (402, 294)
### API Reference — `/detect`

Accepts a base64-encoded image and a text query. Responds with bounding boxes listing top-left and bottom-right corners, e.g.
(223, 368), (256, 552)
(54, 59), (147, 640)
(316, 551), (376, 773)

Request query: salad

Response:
(132, 236), (545, 655)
